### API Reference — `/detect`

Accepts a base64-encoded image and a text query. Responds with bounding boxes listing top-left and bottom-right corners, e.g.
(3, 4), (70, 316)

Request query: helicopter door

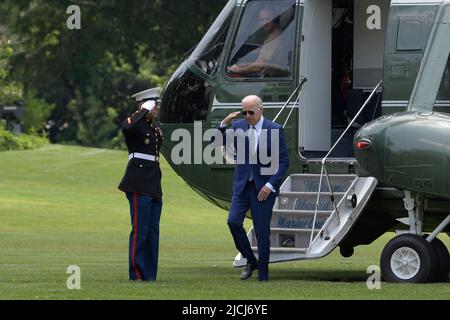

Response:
(298, 0), (332, 156)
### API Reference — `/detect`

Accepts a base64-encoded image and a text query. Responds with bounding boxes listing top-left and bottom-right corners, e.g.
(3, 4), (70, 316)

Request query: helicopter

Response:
(158, 0), (450, 283)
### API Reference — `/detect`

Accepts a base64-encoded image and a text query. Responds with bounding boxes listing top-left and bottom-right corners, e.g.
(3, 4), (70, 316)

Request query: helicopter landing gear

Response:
(380, 234), (436, 283)
(380, 192), (450, 283)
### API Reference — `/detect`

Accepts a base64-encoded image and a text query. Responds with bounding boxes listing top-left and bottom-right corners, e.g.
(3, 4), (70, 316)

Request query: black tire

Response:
(429, 237), (450, 282)
(421, 234), (440, 282)
(380, 234), (436, 283)
(339, 246), (354, 258)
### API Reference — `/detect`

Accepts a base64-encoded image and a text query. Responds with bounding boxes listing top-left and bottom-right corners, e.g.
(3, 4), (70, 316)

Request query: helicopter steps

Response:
(233, 173), (378, 266)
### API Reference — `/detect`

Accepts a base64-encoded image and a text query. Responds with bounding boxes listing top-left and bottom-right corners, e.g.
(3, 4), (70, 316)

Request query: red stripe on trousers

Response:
(132, 193), (142, 280)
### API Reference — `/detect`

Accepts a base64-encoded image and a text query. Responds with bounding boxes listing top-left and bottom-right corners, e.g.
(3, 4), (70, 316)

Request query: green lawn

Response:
(0, 144), (448, 299)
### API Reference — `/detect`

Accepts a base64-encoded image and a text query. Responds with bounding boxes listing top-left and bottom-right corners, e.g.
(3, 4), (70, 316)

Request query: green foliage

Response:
(0, 125), (48, 151)
(21, 93), (55, 134)
(106, 129), (127, 150)
(1, 35), (54, 133)
(1, 0), (227, 147)
(0, 34), (22, 104)
(67, 91), (119, 147)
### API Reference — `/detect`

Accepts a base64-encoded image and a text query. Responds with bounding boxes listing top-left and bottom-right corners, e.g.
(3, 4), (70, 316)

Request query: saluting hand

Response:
(223, 111), (241, 126)
(257, 186), (271, 202)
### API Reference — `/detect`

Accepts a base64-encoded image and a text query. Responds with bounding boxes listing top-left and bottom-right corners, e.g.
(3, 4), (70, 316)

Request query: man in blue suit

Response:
(218, 95), (289, 281)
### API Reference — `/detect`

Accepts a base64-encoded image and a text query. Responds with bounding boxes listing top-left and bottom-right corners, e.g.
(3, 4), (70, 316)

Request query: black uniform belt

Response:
(128, 152), (159, 162)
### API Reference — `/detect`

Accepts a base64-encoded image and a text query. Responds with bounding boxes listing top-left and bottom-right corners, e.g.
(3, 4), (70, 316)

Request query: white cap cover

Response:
(131, 87), (161, 102)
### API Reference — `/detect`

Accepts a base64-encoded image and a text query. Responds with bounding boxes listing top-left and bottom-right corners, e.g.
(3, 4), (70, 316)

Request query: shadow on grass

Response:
(165, 265), (369, 283)
(270, 269), (369, 282)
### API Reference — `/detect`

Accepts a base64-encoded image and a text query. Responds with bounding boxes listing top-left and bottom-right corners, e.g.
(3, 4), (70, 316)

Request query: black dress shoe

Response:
(240, 262), (258, 280)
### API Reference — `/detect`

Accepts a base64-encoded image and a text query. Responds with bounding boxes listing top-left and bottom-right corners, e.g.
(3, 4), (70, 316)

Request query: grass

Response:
(0, 144), (449, 300)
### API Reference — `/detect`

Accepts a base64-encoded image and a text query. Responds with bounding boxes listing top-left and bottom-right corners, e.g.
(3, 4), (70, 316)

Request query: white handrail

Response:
(308, 80), (383, 250)
(273, 77), (307, 123)
(321, 80), (382, 165)
(282, 88), (302, 128)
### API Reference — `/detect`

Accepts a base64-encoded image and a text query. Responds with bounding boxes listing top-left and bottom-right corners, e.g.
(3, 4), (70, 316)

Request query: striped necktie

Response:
(249, 125), (257, 153)
(248, 125), (256, 182)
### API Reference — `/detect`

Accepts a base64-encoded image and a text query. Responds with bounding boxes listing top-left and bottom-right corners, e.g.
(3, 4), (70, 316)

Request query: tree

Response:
(1, 32), (55, 134)
(2, 0), (227, 146)
(0, 35), (22, 104)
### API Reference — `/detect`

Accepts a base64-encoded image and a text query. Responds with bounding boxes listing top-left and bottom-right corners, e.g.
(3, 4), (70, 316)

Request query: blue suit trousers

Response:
(126, 192), (162, 281)
(227, 181), (275, 281)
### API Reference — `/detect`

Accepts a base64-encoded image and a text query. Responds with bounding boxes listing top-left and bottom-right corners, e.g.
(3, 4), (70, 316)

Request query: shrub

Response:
(0, 126), (49, 151)
(21, 93), (55, 134)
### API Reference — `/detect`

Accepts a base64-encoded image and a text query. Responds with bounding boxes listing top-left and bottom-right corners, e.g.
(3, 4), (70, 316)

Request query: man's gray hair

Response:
(242, 95), (263, 109)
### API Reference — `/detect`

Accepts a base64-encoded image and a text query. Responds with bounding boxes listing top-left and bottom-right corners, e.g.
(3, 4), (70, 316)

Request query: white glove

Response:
(141, 100), (156, 112)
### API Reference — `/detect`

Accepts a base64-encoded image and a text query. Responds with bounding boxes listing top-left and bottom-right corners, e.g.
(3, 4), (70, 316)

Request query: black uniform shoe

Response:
(240, 262), (258, 280)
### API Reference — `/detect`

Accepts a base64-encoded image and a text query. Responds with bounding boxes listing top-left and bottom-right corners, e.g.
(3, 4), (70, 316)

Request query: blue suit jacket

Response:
(219, 118), (289, 196)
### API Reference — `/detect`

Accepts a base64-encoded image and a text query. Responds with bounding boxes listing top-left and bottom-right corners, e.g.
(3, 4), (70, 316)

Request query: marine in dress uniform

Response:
(118, 87), (163, 282)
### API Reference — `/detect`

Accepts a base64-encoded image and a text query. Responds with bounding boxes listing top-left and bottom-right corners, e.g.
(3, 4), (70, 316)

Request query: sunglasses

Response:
(242, 110), (255, 116)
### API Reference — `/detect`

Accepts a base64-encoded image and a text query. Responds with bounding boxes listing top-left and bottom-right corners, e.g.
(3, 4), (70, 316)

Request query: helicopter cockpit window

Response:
(189, 0), (235, 76)
(226, 0), (296, 79)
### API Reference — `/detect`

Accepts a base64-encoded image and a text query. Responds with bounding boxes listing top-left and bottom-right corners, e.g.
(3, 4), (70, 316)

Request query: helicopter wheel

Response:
(428, 237), (450, 282)
(380, 234), (436, 283)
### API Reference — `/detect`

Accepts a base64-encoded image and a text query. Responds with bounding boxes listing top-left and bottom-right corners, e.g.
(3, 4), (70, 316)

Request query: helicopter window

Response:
(396, 18), (427, 51)
(189, 0), (235, 76)
(226, 0), (296, 79)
